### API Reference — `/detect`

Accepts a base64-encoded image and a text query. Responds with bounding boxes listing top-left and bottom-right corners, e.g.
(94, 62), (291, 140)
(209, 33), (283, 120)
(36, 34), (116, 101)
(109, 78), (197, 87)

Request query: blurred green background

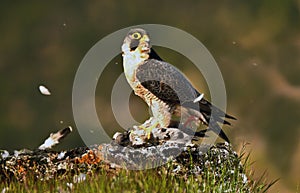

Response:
(1, 1), (300, 192)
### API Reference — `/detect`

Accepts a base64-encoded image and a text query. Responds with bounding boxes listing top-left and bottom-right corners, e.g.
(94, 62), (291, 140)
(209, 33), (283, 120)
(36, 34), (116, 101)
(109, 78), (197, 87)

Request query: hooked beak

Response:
(139, 34), (150, 52)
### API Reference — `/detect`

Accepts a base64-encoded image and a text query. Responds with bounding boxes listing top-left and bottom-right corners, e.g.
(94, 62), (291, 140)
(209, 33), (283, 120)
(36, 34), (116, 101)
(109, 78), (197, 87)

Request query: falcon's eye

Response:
(131, 32), (141, 39)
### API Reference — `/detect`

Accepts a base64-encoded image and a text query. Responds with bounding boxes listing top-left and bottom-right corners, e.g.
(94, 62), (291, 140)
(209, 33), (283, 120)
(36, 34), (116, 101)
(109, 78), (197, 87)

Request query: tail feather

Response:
(175, 98), (235, 142)
(225, 113), (237, 120)
(208, 121), (230, 143)
(185, 98), (236, 125)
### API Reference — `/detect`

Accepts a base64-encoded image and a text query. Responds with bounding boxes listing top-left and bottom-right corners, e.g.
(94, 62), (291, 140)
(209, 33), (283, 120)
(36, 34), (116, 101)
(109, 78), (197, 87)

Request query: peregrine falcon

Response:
(121, 28), (236, 142)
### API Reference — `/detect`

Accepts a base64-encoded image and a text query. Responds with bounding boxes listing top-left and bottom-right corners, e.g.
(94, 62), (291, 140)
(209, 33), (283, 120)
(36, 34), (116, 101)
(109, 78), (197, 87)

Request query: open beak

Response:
(140, 34), (150, 52)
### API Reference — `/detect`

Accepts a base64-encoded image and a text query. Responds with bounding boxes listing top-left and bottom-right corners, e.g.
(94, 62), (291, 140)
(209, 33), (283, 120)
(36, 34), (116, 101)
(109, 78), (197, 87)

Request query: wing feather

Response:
(136, 58), (235, 124)
(136, 59), (198, 103)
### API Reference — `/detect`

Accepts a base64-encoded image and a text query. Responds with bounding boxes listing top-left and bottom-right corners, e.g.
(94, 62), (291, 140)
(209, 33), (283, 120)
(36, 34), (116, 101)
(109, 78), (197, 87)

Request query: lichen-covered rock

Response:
(0, 127), (246, 186)
(0, 142), (244, 184)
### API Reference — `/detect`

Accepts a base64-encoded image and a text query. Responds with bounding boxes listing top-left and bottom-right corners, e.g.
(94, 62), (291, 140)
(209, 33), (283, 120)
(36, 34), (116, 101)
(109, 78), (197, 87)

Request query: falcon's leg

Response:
(138, 100), (172, 139)
(150, 100), (172, 127)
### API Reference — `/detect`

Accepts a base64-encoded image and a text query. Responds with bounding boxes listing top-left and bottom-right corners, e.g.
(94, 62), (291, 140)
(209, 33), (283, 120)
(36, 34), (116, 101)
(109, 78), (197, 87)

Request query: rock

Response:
(0, 127), (244, 184)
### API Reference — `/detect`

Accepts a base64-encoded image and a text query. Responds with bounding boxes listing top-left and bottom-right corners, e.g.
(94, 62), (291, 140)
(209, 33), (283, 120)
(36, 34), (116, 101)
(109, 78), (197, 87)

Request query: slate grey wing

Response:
(136, 58), (236, 125)
(136, 58), (199, 105)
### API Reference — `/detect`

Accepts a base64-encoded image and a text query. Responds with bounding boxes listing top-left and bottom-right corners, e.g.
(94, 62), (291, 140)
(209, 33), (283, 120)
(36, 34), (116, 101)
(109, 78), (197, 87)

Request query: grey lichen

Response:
(0, 127), (246, 189)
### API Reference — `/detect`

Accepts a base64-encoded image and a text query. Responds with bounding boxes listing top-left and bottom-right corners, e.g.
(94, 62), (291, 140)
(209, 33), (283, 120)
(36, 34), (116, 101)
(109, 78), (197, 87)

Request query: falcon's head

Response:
(122, 28), (151, 58)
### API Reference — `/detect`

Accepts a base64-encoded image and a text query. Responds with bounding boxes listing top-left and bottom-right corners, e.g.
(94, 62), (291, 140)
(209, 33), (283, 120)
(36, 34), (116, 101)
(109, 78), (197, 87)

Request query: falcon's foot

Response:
(137, 117), (159, 139)
(129, 117), (160, 146)
(139, 121), (159, 139)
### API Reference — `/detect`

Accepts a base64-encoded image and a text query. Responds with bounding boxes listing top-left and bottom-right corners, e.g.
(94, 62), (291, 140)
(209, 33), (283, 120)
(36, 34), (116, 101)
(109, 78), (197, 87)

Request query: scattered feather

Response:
(39, 126), (72, 150)
(39, 85), (51, 95)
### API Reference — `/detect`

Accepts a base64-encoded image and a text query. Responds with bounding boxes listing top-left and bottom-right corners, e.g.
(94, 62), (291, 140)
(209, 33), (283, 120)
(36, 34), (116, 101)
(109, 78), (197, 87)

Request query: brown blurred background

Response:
(0, 1), (300, 192)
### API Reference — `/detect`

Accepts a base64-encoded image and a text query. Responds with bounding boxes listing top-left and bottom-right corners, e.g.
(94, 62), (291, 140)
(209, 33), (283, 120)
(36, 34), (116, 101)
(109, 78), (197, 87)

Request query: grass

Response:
(0, 149), (277, 193)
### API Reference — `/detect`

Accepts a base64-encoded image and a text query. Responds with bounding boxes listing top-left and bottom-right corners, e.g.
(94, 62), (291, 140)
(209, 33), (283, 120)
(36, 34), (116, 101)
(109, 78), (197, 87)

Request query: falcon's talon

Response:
(138, 121), (159, 139)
